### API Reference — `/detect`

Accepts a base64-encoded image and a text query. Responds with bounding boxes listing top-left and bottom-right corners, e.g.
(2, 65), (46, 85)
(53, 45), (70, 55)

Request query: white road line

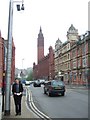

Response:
(27, 88), (52, 120)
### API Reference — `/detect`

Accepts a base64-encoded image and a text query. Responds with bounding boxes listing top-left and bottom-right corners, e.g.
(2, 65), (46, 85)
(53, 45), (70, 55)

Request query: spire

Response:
(69, 24), (76, 31)
(56, 38), (62, 44)
(37, 26), (44, 63)
(39, 26), (42, 33)
(38, 26), (43, 38)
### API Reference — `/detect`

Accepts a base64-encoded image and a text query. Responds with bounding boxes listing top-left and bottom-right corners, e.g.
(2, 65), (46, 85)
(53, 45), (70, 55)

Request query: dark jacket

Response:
(12, 82), (23, 95)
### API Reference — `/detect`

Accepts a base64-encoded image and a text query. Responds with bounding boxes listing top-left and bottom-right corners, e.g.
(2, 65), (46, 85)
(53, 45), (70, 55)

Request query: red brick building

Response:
(0, 31), (4, 88)
(0, 30), (15, 89)
(37, 27), (44, 64)
(33, 27), (55, 80)
(70, 33), (90, 85)
(54, 25), (90, 86)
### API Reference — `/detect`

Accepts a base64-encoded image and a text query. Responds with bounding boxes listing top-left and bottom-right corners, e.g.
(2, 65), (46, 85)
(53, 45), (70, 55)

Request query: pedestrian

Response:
(12, 78), (23, 116)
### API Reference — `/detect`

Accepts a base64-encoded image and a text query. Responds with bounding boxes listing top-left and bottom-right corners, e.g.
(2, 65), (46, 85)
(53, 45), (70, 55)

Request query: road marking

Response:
(26, 87), (52, 120)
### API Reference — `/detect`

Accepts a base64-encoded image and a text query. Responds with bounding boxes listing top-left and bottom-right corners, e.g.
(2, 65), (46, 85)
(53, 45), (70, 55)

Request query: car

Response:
(39, 79), (45, 85)
(33, 80), (41, 87)
(25, 80), (34, 85)
(44, 80), (65, 96)
(25, 80), (31, 85)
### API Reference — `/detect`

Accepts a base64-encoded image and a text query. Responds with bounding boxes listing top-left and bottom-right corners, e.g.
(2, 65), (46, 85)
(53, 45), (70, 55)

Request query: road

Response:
(29, 84), (88, 118)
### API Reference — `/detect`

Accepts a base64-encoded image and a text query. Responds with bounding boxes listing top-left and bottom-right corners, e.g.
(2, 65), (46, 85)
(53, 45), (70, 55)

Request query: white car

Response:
(25, 81), (30, 85)
(39, 79), (45, 84)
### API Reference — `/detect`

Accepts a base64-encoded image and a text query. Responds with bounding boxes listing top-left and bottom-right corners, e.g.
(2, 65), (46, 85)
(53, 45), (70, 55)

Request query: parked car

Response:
(39, 79), (45, 85)
(33, 80), (41, 87)
(44, 80), (65, 96)
(25, 80), (34, 85)
(25, 80), (31, 85)
(21, 79), (26, 84)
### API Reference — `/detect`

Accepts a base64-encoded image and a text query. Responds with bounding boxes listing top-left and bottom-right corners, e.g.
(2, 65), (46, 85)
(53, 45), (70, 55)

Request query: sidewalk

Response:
(2, 95), (38, 119)
(66, 84), (88, 95)
(66, 84), (89, 88)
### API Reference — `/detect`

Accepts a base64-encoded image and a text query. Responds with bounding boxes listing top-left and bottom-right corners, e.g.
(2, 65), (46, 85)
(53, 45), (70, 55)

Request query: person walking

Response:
(12, 78), (23, 116)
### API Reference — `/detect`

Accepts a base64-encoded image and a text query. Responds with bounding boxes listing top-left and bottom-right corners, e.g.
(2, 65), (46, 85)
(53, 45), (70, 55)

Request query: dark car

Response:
(33, 80), (41, 87)
(44, 80), (65, 96)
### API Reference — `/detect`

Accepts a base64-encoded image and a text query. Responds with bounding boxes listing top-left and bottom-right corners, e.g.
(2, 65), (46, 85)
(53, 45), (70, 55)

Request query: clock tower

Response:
(37, 27), (44, 63)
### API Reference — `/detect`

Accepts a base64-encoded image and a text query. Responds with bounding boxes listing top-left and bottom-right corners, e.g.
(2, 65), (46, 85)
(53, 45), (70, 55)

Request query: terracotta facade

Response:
(54, 24), (90, 86)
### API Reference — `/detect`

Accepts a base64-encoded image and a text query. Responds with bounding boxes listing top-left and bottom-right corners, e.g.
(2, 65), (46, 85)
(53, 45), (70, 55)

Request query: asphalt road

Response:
(29, 84), (88, 118)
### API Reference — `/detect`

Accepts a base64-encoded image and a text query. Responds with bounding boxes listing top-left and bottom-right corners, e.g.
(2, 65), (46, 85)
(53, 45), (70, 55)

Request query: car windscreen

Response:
(51, 81), (64, 86)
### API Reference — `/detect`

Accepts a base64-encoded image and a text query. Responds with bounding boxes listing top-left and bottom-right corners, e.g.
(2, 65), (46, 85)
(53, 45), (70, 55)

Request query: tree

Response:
(26, 70), (33, 81)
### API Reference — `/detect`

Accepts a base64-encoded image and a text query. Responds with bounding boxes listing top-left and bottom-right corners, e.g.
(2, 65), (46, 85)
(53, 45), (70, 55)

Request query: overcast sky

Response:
(0, 0), (89, 69)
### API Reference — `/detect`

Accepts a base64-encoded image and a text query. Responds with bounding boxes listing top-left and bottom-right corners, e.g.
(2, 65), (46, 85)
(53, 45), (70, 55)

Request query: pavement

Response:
(1, 84), (89, 120)
(0, 93), (2, 120)
(1, 90), (38, 119)
(66, 84), (88, 95)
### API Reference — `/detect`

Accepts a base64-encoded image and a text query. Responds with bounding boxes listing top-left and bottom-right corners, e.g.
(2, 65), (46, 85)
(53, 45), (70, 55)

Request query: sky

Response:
(0, 0), (89, 69)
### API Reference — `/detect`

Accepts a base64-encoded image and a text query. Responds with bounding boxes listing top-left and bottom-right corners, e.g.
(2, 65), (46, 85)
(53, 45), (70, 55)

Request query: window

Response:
(82, 45), (86, 55)
(72, 49), (76, 58)
(68, 54), (70, 59)
(68, 63), (70, 69)
(82, 71), (86, 81)
(82, 57), (86, 67)
(64, 73), (68, 80)
(78, 58), (81, 67)
(73, 73), (77, 80)
(77, 47), (81, 56)
(73, 61), (77, 68)
(52, 81), (64, 86)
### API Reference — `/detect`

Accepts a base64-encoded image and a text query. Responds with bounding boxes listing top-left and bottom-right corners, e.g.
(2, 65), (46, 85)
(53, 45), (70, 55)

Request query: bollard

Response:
(0, 92), (2, 120)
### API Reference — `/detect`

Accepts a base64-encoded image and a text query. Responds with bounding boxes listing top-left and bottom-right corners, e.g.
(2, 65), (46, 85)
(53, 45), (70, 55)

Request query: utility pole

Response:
(84, 32), (88, 88)
(4, 0), (13, 115)
(21, 58), (24, 81)
(4, 0), (24, 115)
(22, 58), (24, 70)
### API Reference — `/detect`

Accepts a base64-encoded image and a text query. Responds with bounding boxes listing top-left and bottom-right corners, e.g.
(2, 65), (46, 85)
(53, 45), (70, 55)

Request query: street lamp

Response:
(16, 0), (25, 11)
(4, 0), (24, 115)
(84, 31), (89, 88)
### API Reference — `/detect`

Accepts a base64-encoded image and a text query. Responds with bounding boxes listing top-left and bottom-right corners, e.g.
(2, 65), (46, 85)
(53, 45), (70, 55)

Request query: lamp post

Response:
(21, 58), (24, 81)
(84, 32), (89, 88)
(4, 0), (24, 115)
(22, 58), (24, 70)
